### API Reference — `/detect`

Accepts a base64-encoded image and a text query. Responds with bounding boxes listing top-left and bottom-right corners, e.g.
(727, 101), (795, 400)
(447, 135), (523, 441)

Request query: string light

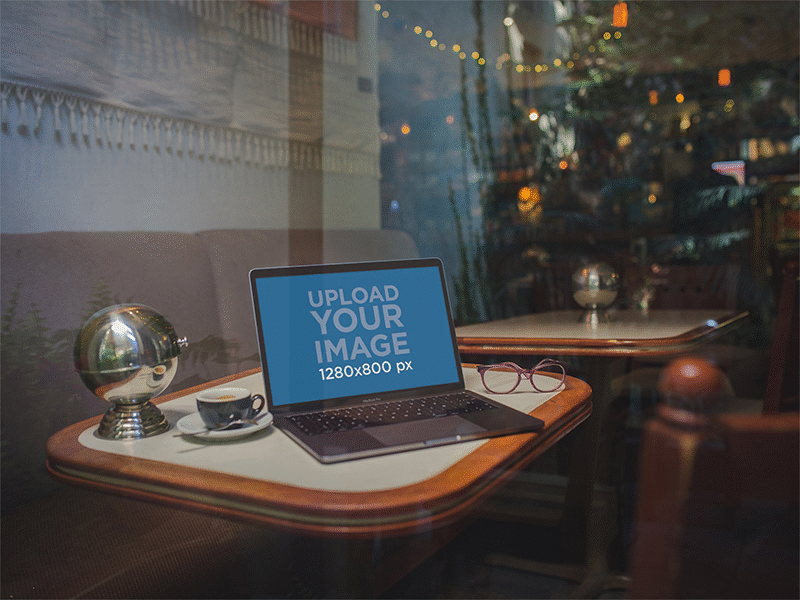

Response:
(718, 68), (731, 87)
(380, 5), (629, 80)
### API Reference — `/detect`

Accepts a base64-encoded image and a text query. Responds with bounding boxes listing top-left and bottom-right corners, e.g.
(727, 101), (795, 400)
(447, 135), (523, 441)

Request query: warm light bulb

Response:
(612, 1), (628, 27)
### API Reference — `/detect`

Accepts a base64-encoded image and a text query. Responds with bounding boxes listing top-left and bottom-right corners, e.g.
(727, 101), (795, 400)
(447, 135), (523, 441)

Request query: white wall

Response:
(0, 0), (379, 234)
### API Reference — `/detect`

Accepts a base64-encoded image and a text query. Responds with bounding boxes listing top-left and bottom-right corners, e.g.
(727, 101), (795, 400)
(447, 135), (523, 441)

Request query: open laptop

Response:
(249, 258), (543, 463)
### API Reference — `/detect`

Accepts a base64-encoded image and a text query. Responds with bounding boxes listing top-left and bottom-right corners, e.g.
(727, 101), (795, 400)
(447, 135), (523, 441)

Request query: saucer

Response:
(176, 412), (273, 440)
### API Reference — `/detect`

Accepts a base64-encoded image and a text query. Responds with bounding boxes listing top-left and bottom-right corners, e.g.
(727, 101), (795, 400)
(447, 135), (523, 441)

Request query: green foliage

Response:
(180, 334), (259, 380)
(0, 278), (257, 509)
(1, 280), (69, 506)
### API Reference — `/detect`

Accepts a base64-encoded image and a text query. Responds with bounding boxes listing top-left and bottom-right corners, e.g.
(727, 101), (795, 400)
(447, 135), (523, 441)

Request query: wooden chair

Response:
(647, 263), (741, 311)
(628, 356), (799, 599)
(763, 259), (799, 414)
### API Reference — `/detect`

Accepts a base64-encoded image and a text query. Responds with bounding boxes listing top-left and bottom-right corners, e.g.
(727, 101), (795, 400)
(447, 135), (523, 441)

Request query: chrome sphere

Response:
(74, 304), (187, 438)
(572, 263), (620, 325)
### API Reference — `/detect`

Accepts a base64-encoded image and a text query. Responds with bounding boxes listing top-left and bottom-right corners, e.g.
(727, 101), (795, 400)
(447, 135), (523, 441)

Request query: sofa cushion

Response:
(1, 231), (227, 509)
(196, 229), (419, 367)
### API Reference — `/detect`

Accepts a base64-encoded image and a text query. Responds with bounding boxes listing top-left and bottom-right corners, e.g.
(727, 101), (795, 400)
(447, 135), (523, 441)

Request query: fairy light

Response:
(718, 68), (731, 87)
(385, 7), (636, 80)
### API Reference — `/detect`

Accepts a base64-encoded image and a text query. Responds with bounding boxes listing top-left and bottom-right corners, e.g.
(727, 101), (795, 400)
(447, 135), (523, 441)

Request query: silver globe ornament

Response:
(74, 304), (188, 439)
(572, 263), (620, 326)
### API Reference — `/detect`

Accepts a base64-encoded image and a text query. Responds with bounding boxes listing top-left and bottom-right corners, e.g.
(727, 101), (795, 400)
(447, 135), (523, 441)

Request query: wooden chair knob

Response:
(657, 356), (727, 414)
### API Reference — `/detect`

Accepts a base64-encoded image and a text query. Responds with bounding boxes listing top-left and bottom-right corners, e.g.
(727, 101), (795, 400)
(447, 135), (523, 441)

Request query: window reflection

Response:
(377, 0), (799, 326)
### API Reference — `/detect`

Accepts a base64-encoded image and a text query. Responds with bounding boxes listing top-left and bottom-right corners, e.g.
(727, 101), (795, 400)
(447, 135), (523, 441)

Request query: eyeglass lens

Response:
(482, 363), (564, 394)
(481, 365), (521, 393)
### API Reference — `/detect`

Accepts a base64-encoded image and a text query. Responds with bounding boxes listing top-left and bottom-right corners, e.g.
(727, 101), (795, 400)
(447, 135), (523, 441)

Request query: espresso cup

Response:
(196, 387), (265, 429)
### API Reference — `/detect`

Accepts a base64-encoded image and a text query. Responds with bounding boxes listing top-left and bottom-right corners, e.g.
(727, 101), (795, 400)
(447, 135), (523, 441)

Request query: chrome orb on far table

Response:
(74, 304), (188, 439)
(572, 263), (620, 326)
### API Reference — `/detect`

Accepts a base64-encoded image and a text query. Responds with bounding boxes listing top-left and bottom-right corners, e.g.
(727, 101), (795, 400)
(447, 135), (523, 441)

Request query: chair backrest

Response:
(628, 356), (799, 599)
(649, 264), (741, 310)
(764, 258), (799, 414)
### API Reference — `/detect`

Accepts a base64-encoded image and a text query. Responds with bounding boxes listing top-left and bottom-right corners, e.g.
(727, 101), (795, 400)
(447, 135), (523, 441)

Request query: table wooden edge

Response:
(46, 367), (591, 538)
(457, 310), (749, 356)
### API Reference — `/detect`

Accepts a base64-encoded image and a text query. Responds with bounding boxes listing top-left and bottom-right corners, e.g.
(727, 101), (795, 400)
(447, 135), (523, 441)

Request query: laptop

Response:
(249, 258), (544, 463)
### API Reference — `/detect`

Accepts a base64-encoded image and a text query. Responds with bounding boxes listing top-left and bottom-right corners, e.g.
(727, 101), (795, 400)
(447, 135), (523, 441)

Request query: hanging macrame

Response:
(0, 0), (376, 176)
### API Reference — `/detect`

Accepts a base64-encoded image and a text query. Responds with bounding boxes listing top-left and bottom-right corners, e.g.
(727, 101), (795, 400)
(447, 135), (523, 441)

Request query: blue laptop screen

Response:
(253, 262), (462, 408)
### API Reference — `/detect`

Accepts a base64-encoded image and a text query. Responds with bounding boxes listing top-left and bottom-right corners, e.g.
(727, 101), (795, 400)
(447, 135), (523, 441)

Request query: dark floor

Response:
(380, 423), (643, 600)
(381, 517), (629, 599)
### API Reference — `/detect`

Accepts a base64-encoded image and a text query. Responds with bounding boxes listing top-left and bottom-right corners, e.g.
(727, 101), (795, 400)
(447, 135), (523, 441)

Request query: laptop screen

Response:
(250, 259), (463, 410)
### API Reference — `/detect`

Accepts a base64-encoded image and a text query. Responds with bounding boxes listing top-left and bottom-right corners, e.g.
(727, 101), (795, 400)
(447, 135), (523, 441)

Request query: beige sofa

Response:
(0, 228), (418, 598)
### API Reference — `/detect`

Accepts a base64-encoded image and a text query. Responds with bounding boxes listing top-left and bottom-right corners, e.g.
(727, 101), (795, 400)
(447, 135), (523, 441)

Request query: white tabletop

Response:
(456, 309), (737, 341)
(77, 368), (563, 494)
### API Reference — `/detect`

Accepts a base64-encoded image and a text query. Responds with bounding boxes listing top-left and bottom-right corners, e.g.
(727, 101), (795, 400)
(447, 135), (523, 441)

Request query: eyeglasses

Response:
(477, 359), (567, 394)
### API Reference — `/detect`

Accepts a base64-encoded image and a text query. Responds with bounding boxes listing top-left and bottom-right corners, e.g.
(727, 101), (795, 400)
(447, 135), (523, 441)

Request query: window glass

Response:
(376, 1), (799, 326)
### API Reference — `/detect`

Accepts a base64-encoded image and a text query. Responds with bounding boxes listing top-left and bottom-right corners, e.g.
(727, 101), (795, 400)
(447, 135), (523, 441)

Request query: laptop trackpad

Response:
(366, 415), (486, 447)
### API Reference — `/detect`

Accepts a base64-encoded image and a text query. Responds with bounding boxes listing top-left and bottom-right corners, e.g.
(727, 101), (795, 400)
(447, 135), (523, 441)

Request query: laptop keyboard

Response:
(284, 391), (496, 436)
